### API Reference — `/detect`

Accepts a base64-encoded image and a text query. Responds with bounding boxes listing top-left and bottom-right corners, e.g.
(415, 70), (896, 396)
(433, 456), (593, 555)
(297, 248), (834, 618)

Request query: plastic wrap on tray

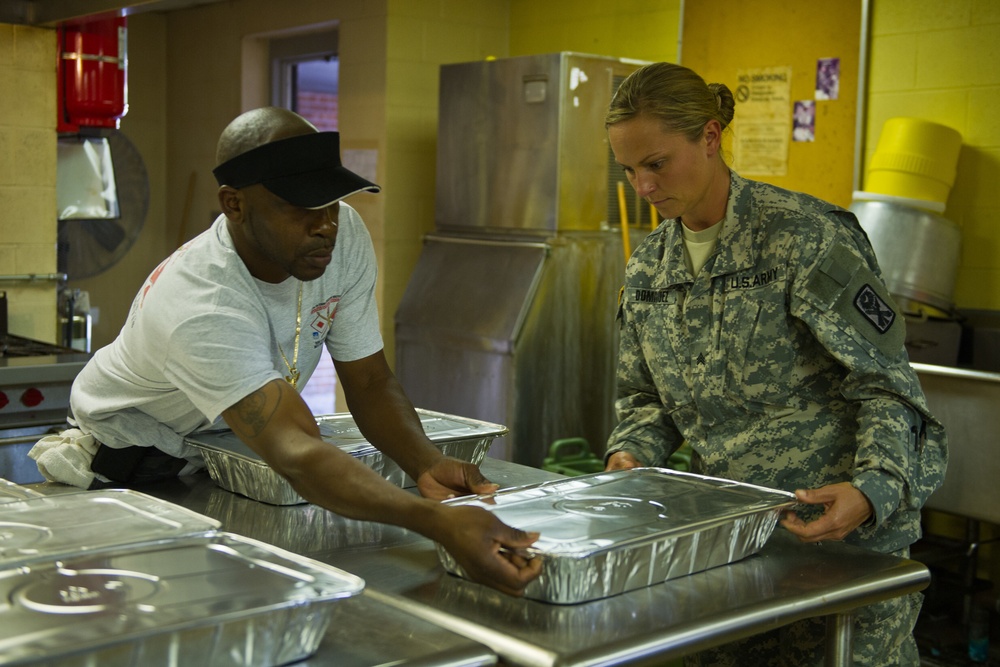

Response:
(436, 467), (796, 604)
(0, 532), (364, 667)
(0, 489), (221, 569)
(185, 408), (508, 505)
(0, 478), (42, 504)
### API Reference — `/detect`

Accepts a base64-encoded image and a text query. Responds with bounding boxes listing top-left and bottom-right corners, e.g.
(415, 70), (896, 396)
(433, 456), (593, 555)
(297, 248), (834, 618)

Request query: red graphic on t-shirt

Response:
(139, 256), (171, 309)
(311, 296), (340, 335)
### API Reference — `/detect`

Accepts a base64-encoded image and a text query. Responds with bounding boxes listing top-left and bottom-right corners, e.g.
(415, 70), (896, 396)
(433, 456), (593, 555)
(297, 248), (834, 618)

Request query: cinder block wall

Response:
(866, 0), (1000, 311)
(0, 24), (57, 342)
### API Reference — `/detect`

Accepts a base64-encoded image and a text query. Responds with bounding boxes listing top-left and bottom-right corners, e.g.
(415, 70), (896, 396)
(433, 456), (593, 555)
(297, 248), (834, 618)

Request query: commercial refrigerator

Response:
(395, 53), (647, 467)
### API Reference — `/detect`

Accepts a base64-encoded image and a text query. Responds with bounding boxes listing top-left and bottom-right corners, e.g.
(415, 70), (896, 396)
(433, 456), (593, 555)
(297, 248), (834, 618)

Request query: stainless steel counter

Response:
(912, 362), (1000, 524)
(49, 458), (927, 667)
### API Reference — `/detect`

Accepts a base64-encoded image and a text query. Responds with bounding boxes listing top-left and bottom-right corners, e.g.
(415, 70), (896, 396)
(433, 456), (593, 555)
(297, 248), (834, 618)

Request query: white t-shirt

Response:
(681, 217), (725, 276)
(70, 203), (383, 460)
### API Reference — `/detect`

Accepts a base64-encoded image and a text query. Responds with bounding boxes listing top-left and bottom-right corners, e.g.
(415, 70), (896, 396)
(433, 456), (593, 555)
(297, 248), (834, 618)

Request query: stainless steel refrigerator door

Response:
(395, 233), (620, 467)
(435, 52), (643, 234)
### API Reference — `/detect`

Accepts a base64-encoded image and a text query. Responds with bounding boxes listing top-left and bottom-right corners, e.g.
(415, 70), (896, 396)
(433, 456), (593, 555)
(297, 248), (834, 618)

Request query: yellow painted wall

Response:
(382, 1), (511, 368)
(866, 0), (1000, 310)
(681, 0), (861, 209)
(510, 0), (681, 63)
(4, 0), (998, 342)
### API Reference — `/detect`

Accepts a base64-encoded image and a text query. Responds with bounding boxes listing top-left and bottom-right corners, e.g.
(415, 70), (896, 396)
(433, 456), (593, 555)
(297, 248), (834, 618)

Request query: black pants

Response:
(89, 443), (188, 489)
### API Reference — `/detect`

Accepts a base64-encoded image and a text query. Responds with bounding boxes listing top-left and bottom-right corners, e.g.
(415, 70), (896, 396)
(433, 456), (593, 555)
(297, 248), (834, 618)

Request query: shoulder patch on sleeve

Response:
(806, 243), (906, 358)
(854, 284), (896, 333)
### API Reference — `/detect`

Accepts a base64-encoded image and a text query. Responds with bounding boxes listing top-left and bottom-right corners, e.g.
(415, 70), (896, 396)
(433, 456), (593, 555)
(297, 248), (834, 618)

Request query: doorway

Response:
(271, 27), (340, 415)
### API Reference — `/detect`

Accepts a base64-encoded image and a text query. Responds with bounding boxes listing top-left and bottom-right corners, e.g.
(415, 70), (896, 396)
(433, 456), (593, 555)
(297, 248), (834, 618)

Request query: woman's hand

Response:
(780, 482), (874, 542)
(605, 451), (643, 470)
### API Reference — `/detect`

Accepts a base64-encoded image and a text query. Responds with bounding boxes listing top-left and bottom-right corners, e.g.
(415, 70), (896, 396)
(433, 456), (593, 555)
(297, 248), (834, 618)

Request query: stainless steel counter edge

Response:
(366, 535), (930, 667)
(911, 361), (1000, 383)
(21, 460), (931, 667)
(365, 589), (557, 667)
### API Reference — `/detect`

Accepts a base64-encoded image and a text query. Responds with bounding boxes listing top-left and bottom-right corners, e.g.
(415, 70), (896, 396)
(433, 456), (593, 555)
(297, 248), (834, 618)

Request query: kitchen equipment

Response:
(185, 408), (507, 505)
(57, 15), (127, 133)
(913, 362), (1000, 633)
(437, 467), (796, 604)
(0, 489), (220, 569)
(54, 14), (149, 282)
(0, 292), (89, 431)
(57, 130), (149, 280)
(850, 189), (944, 214)
(0, 532), (364, 667)
(396, 52), (646, 466)
(915, 363), (1000, 526)
(0, 320), (90, 485)
(865, 117), (962, 206)
(848, 198), (961, 315)
(0, 326), (90, 484)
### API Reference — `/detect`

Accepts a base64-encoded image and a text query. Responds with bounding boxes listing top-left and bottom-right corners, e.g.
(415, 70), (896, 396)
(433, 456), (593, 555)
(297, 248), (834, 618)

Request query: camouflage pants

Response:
(684, 550), (923, 667)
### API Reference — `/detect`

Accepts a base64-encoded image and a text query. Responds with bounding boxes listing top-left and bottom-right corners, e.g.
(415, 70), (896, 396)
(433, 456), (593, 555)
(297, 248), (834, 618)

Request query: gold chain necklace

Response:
(277, 281), (303, 389)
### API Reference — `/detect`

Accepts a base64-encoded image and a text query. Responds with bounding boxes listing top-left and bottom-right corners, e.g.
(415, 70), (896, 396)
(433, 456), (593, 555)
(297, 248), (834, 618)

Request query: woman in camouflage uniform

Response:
(603, 62), (947, 667)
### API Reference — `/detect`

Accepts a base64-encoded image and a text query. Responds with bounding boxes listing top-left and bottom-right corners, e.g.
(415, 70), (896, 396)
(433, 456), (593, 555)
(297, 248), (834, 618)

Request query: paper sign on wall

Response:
(732, 66), (792, 176)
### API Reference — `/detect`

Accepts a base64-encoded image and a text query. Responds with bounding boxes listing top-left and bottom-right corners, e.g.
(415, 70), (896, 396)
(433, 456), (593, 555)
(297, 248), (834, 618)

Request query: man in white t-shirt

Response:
(31, 107), (542, 596)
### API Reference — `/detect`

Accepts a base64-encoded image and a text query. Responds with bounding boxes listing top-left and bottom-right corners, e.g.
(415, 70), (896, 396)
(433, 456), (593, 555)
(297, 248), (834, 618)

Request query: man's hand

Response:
(436, 504), (543, 596)
(416, 458), (499, 500)
(605, 450), (643, 470)
(780, 482), (874, 542)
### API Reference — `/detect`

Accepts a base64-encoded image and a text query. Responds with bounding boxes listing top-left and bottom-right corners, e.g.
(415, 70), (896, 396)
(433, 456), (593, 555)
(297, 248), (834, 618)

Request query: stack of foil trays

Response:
(0, 486), (364, 666)
(185, 409), (507, 505)
(437, 467), (796, 604)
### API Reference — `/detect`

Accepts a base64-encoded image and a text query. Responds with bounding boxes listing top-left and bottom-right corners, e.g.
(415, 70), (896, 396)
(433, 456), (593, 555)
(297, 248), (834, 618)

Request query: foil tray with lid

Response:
(0, 532), (365, 667)
(437, 467), (797, 604)
(0, 477), (42, 504)
(0, 489), (221, 569)
(184, 408), (507, 505)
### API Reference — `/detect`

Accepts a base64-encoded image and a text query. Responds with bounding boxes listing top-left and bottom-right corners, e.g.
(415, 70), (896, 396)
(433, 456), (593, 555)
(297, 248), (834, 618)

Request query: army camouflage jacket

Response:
(606, 171), (947, 552)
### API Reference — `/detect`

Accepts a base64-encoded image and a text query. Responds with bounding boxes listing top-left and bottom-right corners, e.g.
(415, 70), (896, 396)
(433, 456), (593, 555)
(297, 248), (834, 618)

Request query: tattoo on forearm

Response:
(232, 383), (281, 438)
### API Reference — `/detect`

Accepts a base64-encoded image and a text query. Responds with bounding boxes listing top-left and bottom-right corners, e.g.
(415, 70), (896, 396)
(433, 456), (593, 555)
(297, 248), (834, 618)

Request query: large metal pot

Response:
(848, 198), (962, 314)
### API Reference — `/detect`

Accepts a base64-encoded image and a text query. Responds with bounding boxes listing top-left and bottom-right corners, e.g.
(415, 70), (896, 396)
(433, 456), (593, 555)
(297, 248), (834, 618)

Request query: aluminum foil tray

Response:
(0, 532), (365, 667)
(0, 489), (221, 569)
(0, 478), (42, 504)
(437, 467), (796, 604)
(185, 408), (507, 505)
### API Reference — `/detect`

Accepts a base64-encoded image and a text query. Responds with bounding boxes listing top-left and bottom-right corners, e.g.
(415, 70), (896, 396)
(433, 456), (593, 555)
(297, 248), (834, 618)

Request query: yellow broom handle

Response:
(617, 181), (631, 262)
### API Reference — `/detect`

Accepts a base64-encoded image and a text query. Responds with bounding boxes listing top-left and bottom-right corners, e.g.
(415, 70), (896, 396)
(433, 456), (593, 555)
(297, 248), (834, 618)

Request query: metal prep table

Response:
(44, 457), (930, 667)
(20, 484), (498, 667)
(911, 362), (1000, 625)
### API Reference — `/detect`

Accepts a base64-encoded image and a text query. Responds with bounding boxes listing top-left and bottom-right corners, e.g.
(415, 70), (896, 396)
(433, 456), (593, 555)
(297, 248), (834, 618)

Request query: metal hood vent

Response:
(1, 0), (225, 26)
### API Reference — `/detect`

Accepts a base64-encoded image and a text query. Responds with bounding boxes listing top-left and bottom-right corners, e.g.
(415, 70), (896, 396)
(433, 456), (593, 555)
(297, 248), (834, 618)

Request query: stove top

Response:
(0, 334), (79, 359)
(0, 334), (89, 431)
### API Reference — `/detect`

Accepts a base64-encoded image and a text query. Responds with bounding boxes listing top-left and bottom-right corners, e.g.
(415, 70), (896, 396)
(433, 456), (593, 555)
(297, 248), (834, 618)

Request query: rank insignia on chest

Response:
(854, 284), (895, 333)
